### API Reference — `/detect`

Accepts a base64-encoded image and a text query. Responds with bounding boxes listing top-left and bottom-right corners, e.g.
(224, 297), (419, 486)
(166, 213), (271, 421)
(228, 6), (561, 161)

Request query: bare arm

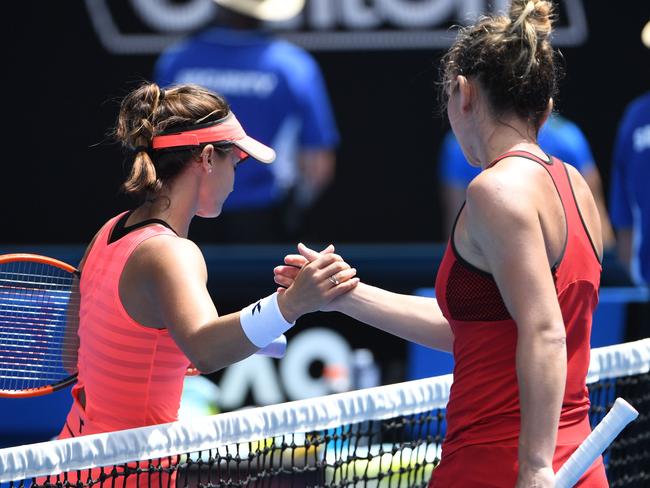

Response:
(466, 172), (566, 486)
(138, 238), (357, 373)
(332, 283), (453, 352)
(277, 244), (453, 352)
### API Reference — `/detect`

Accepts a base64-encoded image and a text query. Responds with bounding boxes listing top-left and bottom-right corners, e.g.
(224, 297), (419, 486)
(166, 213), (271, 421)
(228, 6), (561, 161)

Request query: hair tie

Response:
(134, 145), (150, 154)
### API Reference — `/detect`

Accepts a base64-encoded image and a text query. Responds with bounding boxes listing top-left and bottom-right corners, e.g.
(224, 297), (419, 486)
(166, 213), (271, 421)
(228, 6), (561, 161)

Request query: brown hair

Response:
(114, 83), (231, 198)
(440, 0), (560, 129)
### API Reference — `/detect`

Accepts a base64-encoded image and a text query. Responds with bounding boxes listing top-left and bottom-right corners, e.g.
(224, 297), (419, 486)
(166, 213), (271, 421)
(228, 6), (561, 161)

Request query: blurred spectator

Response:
(438, 115), (615, 248)
(155, 0), (339, 242)
(609, 91), (650, 285)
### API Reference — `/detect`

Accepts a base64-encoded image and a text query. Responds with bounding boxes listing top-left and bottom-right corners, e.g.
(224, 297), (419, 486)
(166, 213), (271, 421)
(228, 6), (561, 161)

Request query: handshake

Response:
(273, 242), (359, 321)
(239, 243), (360, 360)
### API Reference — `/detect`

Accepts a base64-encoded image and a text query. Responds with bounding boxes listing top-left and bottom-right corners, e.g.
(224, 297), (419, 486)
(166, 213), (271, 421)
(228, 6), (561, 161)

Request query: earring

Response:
(208, 168), (213, 173)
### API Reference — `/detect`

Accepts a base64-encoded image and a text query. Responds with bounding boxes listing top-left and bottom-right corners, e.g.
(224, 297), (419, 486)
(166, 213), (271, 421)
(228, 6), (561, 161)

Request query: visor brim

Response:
(234, 136), (276, 164)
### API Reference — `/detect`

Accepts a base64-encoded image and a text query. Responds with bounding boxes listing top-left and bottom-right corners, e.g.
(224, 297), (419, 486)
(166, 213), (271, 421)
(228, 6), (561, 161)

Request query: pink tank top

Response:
(73, 212), (191, 434)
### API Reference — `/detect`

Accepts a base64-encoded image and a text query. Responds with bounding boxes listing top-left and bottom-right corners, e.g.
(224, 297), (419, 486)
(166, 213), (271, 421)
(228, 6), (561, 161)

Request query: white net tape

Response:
(0, 339), (648, 482)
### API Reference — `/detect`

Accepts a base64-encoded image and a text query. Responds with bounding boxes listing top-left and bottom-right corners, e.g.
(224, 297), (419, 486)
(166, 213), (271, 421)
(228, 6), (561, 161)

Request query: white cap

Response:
(213, 0), (305, 22)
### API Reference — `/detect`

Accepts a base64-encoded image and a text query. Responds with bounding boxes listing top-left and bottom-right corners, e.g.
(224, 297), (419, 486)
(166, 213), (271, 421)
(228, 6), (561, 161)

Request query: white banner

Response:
(85, 0), (588, 54)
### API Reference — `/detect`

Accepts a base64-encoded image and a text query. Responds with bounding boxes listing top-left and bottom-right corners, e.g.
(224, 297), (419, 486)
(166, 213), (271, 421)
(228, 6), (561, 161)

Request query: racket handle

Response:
(555, 397), (638, 488)
(256, 334), (287, 358)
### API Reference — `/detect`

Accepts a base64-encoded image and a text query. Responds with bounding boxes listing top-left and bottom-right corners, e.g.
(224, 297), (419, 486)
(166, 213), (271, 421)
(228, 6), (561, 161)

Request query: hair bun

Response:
(509, 0), (554, 41)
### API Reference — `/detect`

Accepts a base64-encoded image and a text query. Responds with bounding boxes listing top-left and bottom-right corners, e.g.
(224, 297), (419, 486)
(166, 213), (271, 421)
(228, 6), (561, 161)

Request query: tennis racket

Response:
(0, 253), (286, 398)
(555, 397), (639, 488)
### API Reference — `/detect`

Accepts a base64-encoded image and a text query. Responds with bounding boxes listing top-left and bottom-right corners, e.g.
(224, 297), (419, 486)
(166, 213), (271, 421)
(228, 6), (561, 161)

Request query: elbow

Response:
(185, 351), (210, 375)
(191, 346), (249, 374)
(193, 359), (223, 375)
(181, 344), (223, 375)
(520, 320), (567, 347)
(191, 352), (230, 375)
(173, 324), (258, 374)
(540, 325), (567, 346)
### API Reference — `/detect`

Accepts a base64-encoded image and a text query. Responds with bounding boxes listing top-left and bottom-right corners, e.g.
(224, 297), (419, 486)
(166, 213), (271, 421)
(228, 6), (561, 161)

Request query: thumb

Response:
(297, 242), (321, 262)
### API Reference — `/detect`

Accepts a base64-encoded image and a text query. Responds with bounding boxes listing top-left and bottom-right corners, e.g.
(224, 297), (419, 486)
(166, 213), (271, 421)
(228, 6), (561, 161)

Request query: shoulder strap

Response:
(486, 150), (552, 170)
(108, 211), (178, 245)
(491, 150), (601, 266)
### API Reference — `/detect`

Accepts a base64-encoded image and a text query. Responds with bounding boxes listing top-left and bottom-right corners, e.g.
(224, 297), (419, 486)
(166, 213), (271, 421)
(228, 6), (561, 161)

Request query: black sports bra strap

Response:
(108, 211), (178, 244)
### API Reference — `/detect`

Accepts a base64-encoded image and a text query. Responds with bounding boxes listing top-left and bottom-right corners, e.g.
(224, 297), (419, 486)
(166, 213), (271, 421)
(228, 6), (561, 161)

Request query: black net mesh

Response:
(589, 373), (650, 487)
(4, 370), (646, 488)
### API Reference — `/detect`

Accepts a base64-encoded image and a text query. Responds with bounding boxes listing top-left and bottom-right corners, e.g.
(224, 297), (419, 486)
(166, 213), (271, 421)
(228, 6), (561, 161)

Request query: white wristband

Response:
(240, 292), (295, 348)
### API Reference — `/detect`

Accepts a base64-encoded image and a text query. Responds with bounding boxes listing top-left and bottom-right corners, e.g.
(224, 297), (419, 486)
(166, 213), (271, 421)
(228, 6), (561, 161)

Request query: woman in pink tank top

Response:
(60, 82), (360, 448)
(274, 1), (608, 486)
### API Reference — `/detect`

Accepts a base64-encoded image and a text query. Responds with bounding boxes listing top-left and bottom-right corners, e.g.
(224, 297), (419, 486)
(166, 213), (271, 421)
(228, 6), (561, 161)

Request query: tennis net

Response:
(0, 339), (648, 488)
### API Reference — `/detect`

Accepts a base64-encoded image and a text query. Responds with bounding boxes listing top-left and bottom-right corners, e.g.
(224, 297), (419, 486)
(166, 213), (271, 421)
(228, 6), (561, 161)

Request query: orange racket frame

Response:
(0, 253), (80, 398)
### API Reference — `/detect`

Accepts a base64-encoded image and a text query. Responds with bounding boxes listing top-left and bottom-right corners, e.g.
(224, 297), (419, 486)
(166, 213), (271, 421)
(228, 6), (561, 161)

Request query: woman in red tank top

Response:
(275, 1), (607, 486)
(61, 82), (360, 446)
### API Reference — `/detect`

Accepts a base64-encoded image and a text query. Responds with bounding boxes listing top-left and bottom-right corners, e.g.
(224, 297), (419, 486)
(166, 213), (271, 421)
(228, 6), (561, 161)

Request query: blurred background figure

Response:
(438, 114), (615, 248)
(154, 0), (339, 243)
(608, 20), (650, 288)
(609, 87), (650, 285)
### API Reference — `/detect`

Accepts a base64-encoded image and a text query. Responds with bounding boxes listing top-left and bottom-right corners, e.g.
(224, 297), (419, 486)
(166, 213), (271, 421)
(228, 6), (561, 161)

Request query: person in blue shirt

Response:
(155, 0), (339, 242)
(438, 114), (615, 248)
(609, 92), (650, 285)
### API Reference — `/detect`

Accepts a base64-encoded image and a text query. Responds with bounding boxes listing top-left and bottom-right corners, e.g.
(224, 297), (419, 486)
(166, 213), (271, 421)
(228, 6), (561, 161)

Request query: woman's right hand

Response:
(275, 243), (358, 319)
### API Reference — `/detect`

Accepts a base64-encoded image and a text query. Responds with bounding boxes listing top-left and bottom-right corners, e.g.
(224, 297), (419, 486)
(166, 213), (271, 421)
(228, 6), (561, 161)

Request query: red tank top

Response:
(435, 151), (601, 456)
(73, 212), (191, 434)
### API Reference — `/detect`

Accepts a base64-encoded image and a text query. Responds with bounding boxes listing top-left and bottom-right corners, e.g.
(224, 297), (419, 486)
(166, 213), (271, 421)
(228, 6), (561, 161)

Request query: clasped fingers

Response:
(316, 260), (355, 286)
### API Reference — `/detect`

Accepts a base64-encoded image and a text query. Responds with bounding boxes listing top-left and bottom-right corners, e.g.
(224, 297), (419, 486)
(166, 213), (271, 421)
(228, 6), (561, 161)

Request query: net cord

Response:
(0, 338), (648, 482)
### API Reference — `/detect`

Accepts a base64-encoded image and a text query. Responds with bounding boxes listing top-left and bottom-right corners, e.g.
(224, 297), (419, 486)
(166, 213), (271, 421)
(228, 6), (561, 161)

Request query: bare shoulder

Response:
(564, 163), (593, 201)
(129, 235), (208, 283)
(466, 160), (539, 222)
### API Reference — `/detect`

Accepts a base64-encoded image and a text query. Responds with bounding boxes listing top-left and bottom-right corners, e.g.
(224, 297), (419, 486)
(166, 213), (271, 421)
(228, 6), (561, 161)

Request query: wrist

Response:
(239, 292), (295, 348)
(332, 281), (361, 313)
(516, 464), (555, 485)
(518, 452), (552, 472)
(276, 290), (301, 323)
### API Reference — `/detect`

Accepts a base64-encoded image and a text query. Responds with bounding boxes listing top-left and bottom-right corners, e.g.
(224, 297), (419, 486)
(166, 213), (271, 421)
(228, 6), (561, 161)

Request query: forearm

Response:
(334, 282), (453, 352)
(173, 312), (259, 374)
(517, 325), (566, 470)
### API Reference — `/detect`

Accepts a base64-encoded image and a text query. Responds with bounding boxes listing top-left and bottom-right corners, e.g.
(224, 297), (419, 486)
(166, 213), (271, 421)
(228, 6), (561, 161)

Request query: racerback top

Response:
(435, 151), (602, 457)
(74, 212), (191, 434)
